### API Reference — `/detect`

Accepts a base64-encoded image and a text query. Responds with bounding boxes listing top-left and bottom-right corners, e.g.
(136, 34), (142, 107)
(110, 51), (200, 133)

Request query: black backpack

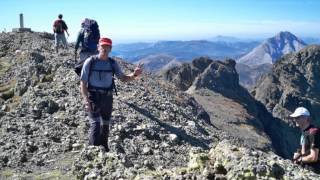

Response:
(75, 56), (118, 95)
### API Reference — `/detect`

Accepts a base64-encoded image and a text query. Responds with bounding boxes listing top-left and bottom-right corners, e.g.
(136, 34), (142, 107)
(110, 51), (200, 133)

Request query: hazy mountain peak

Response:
(238, 31), (306, 66)
(274, 31), (297, 40)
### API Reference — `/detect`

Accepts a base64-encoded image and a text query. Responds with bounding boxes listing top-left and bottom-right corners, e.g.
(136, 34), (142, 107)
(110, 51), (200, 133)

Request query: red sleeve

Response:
(309, 128), (320, 149)
(53, 20), (58, 27)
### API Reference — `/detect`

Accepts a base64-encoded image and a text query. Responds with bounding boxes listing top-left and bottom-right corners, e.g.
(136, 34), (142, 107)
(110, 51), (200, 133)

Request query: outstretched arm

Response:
(119, 63), (143, 82)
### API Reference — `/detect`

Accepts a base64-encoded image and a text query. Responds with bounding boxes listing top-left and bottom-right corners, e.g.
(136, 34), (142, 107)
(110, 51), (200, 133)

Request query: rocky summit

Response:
(0, 32), (319, 179)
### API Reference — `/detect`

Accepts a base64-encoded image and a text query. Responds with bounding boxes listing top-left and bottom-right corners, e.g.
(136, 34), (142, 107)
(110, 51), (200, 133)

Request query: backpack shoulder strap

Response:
(87, 56), (98, 85)
(108, 57), (118, 96)
(108, 57), (116, 74)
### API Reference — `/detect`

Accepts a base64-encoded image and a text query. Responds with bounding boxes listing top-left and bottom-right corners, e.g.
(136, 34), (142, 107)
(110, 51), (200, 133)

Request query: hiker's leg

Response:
(54, 33), (59, 53)
(87, 92), (102, 146)
(88, 117), (100, 146)
(100, 94), (113, 151)
(61, 33), (68, 49)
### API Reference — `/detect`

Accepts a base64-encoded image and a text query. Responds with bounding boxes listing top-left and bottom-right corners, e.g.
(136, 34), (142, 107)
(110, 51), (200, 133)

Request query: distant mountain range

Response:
(237, 31), (307, 66)
(135, 54), (182, 73)
(112, 40), (259, 63)
(208, 35), (259, 43)
(113, 32), (314, 89)
(208, 35), (241, 42)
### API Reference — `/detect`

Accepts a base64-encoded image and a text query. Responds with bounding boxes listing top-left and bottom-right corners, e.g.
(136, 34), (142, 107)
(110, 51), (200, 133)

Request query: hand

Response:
(133, 63), (143, 77)
(83, 98), (92, 112)
(293, 152), (301, 160)
(293, 152), (301, 163)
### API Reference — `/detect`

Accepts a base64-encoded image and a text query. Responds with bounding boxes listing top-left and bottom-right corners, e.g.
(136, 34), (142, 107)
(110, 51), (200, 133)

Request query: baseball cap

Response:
(289, 107), (310, 118)
(99, 37), (112, 46)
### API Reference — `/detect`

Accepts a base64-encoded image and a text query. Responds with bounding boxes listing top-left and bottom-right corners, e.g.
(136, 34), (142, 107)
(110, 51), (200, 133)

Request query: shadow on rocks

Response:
(125, 102), (211, 149)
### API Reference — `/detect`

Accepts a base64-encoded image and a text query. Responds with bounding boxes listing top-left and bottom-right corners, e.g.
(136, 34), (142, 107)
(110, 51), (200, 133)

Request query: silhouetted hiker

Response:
(53, 14), (69, 53)
(75, 18), (100, 62)
(291, 107), (320, 174)
(80, 37), (143, 151)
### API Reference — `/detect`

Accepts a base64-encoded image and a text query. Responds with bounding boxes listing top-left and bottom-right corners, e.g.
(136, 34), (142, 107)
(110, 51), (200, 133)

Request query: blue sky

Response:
(1, 0), (320, 43)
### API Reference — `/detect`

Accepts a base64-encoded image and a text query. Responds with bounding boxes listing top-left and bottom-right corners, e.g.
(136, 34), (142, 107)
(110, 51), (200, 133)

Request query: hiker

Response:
(80, 37), (143, 151)
(53, 14), (69, 53)
(291, 107), (320, 173)
(75, 18), (100, 62)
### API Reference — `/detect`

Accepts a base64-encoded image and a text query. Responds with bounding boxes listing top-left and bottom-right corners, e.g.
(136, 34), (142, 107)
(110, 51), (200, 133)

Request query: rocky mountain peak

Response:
(163, 57), (239, 94)
(191, 58), (239, 94)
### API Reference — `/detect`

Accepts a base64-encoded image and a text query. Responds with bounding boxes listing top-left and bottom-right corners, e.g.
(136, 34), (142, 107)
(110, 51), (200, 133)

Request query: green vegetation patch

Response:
(41, 73), (54, 83)
(34, 170), (73, 180)
(0, 80), (16, 101)
(0, 169), (14, 179)
(0, 169), (74, 180)
(0, 57), (11, 76)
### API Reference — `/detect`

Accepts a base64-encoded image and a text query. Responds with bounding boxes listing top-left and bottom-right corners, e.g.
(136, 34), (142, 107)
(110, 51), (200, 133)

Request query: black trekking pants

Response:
(87, 91), (113, 151)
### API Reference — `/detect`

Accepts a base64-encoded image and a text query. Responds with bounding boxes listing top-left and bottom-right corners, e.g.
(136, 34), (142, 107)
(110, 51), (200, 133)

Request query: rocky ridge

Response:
(0, 32), (218, 179)
(0, 32), (319, 179)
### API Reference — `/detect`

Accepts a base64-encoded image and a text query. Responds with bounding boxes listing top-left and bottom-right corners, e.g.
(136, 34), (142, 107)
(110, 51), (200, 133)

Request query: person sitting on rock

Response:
(80, 37), (143, 151)
(53, 14), (69, 53)
(291, 107), (320, 173)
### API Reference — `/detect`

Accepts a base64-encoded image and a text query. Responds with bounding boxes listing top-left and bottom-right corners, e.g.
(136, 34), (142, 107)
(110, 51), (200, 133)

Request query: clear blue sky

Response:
(1, 0), (319, 43)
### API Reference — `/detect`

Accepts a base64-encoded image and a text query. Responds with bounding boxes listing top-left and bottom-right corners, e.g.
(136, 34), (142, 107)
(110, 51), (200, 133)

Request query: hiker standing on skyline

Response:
(80, 37), (143, 151)
(53, 14), (69, 53)
(291, 107), (320, 174)
(75, 18), (100, 62)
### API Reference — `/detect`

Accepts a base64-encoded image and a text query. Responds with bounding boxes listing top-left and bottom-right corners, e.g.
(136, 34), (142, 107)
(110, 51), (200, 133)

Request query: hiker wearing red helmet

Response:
(80, 37), (143, 151)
